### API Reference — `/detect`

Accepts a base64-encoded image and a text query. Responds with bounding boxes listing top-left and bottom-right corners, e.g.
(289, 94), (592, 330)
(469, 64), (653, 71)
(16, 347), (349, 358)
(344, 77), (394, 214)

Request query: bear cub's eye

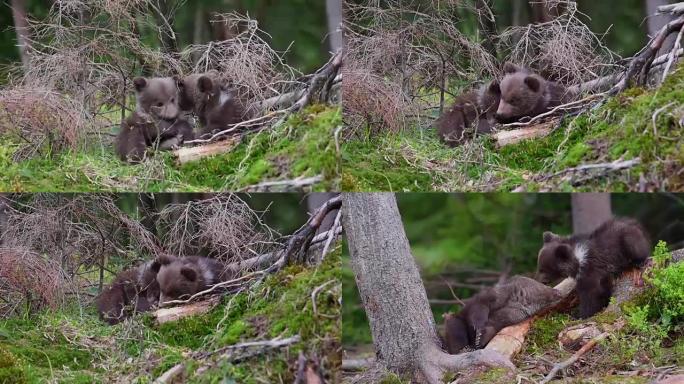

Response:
(156, 102), (164, 107)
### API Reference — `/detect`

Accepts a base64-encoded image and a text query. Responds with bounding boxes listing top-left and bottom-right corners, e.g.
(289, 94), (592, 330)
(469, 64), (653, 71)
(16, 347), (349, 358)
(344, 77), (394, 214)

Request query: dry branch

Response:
(540, 331), (610, 384)
(154, 295), (221, 324)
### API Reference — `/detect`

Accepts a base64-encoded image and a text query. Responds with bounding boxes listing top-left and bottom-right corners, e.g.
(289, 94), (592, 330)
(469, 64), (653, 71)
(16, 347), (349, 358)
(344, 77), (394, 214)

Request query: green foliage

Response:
(638, 242), (684, 330)
(0, 346), (28, 384)
(0, 106), (340, 192)
(343, 64), (684, 192)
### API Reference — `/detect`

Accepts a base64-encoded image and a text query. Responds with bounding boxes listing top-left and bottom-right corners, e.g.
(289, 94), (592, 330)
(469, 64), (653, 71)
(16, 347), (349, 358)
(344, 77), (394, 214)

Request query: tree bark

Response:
(326, 0), (344, 52)
(342, 193), (513, 384)
(646, 0), (677, 54)
(10, 0), (30, 69)
(571, 194), (612, 235)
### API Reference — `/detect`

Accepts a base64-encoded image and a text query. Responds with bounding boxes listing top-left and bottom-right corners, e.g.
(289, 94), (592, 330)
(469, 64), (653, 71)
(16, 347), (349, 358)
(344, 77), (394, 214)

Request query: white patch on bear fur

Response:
(219, 90), (232, 106)
(198, 258), (215, 283)
(574, 243), (589, 267)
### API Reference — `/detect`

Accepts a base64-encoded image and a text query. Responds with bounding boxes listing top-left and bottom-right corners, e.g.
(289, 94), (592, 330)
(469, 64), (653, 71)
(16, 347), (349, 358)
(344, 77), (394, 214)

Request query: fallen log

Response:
(494, 124), (553, 147)
(172, 138), (239, 164)
(154, 296), (221, 324)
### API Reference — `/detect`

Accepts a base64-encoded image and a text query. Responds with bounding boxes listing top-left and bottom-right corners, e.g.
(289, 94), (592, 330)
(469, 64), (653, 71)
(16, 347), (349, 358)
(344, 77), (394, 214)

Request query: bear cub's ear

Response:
(488, 80), (500, 94)
(180, 267), (198, 282)
(543, 231), (560, 243)
(555, 244), (573, 261)
(198, 76), (214, 93)
(524, 76), (541, 92)
(502, 62), (520, 74)
(154, 254), (176, 268)
(133, 77), (148, 92)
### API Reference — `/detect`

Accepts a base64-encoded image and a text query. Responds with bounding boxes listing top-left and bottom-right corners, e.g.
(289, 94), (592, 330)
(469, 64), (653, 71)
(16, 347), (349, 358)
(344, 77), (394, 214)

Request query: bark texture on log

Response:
(494, 125), (552, 147)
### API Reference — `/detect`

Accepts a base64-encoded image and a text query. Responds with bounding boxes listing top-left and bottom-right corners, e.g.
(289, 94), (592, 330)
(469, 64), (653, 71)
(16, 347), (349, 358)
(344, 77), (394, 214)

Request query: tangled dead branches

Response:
(0, 87), (87, 160)
(156, 194), (280, 262)
(0, 247), (72, 317)
(498, 1), (621, 86)
(344, 0), (498, 135)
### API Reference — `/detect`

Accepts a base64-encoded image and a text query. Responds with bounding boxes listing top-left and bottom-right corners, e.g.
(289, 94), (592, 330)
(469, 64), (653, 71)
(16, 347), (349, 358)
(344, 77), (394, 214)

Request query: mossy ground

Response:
(0, 105), (340, 192)
(0, 248), (341, 383)
(343, 65), (684, 192)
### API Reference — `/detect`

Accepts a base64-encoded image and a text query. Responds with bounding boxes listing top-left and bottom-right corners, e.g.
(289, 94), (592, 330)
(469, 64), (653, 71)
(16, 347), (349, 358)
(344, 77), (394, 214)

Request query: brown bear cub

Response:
(436, 80), (501, 147)
(177, 74), (249, 136)
(154, 255), (233, 303)
(443, 276), (561, 353)
(95, 260), (161, 324)
(495, 62), (575, 123)
(536, 218), (651, 319)
(115, 77), (195, 163)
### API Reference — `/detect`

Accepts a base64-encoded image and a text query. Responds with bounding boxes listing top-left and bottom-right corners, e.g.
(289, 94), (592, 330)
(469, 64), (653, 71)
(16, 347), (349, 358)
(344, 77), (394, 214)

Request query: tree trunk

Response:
(326, 0), (344, 52)
(342, 193), (513, 383)
(646, 0), (676, 54)
(10, 0), (30, 69)
(571, 194), (612, 235)
(152, 0), (179, 54)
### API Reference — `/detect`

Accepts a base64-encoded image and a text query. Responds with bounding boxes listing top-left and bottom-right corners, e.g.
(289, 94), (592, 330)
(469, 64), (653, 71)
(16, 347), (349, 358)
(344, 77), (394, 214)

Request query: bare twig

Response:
(540, 332), (610, 384)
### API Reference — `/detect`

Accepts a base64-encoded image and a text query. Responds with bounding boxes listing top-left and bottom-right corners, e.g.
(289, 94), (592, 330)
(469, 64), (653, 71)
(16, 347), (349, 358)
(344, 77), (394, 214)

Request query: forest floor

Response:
(342, 65), (684, 192)
(0, 105), (341, 192)
(0, 248), (341, 384)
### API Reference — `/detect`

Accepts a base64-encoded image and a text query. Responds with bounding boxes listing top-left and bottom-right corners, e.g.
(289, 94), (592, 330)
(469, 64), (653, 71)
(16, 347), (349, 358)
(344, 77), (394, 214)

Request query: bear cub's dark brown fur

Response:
(495, 62), (575, 123)
(443, 276), (561, 354)
(95, 260), (161, 324)
(154, 255), (233, 303)
(177, 74), (250, 136)
(116, 77), (195, 163)
(536, 217), (651, 319)
(436, 80), (501, 147)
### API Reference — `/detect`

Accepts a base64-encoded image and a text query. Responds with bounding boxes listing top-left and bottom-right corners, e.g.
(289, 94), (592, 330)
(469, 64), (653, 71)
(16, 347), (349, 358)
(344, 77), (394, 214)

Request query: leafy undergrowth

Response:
(343, 65), (684, 192)
(0, 105), (340, 192)
(0, 249), (341, 384)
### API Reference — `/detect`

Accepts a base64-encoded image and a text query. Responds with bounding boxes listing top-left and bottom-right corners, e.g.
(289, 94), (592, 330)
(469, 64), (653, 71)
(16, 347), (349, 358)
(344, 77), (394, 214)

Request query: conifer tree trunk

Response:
(571, 194), (612, 235)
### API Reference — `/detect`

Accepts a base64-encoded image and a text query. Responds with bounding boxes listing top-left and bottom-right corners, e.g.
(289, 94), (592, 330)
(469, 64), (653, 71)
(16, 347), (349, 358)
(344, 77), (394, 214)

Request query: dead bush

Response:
(498, 1), (620, 85)
(0, 87), (86, 160)
(0, 247), (71, 317)
(156, 194), (280, 262)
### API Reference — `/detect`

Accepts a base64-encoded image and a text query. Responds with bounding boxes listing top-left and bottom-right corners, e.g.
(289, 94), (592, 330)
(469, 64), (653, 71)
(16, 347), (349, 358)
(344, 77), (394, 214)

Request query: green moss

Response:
(0, 346), (28, 384)
(344, 64), (684, 191)
(0, 105), (340, 192)
(523, 313), (572, 356)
